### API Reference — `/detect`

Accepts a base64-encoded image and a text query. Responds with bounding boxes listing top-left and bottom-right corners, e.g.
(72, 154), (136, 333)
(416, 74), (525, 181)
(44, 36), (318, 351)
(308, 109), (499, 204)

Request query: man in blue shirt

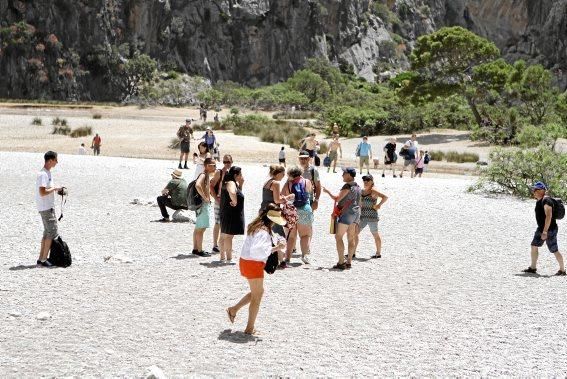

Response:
(356, 136), (372, 175)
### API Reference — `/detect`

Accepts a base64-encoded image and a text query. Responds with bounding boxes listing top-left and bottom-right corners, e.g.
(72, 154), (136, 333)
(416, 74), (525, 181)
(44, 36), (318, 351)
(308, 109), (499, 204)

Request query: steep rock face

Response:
(433, 0), (567, 88)
(0, 0), (566, 101)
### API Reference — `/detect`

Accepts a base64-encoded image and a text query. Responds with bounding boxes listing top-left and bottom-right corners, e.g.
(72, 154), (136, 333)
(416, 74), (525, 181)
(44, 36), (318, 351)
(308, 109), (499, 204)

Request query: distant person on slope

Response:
(91, 133), (102, 156)
(177, 119), (194, 169)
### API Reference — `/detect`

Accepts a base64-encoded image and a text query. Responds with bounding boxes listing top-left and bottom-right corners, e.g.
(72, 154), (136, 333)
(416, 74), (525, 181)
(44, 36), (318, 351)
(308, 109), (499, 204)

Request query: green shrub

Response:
(69, 126), (92, 138)
(319, 141), (329, 155)
(52, 125), (71, 135)
(471, 147), (567, 199)
(428, 150), (445, 161)
(228, 114), (307, 148)
(169, 138), (180, 150)
(272, 111), (319, 120)
(31, 117), (42, 126)
(51, 117), (68, 126)
(445, 151), (480, 163)
(92, 113), (102, 119)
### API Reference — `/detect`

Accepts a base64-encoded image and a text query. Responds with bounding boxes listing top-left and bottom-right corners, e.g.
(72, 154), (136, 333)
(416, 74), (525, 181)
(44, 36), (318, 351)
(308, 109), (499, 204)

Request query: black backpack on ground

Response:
(48, 236), (72, 267)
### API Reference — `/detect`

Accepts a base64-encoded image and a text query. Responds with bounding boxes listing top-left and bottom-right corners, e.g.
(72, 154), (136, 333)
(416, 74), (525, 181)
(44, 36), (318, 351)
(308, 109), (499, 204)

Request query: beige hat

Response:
(267, 210), (286, 226)
(171, 169), (183, 178)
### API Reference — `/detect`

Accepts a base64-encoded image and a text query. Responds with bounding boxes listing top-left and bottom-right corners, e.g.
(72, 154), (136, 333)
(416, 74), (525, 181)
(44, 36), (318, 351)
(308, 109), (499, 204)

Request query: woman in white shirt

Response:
(226, 203), (286, 335)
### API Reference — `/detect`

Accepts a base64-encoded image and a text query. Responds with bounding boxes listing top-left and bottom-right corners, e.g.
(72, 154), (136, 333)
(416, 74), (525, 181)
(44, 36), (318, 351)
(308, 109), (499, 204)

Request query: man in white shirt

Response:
(78, 143), (87, 155)
(36, 151), (63, 267)
(406, 133), (419, 150)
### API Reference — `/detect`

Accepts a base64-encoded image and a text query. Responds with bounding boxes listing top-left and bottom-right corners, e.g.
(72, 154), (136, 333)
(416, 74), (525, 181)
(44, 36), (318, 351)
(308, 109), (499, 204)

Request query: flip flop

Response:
(371, 254), (382, 259)
(226, 308), (235, 324)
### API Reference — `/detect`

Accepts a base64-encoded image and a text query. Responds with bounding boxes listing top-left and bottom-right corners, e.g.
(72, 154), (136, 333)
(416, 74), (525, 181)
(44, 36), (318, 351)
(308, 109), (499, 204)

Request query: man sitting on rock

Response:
(157, 169), (188, 222)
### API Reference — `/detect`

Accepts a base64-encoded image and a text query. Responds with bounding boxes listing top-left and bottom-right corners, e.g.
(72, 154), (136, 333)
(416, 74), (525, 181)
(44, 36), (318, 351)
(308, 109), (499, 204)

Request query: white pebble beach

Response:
(1, 151), (566, 377)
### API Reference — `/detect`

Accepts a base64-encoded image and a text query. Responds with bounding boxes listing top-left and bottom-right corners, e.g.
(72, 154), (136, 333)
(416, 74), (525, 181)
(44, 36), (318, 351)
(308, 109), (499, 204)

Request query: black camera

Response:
(57, 187), (68, 196)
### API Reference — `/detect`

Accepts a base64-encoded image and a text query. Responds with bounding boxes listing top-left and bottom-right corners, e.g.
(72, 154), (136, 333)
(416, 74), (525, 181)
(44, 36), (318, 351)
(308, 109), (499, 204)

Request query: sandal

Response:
(371, 254), (382, 259)
(226, 308), (236, 324)
(522, 267), (537, 274)
(555, 270), (566, 276)
(332, 262), (346, 270)
(345, 263), (352, 269)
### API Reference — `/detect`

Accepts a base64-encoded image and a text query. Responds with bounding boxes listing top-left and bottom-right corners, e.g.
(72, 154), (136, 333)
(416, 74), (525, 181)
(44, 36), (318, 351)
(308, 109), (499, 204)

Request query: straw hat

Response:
(171, 169), (183, 179)
(267, 210), (286, 225)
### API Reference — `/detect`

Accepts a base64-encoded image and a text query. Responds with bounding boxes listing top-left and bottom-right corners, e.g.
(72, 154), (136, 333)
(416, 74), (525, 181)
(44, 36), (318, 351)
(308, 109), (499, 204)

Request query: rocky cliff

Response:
(0, 0), (565, 101)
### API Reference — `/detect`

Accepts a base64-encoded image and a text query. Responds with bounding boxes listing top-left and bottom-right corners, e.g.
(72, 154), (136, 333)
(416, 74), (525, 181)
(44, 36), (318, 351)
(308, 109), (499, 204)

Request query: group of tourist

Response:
(177, 119), (221, 171)
(35, 120), (564, 335)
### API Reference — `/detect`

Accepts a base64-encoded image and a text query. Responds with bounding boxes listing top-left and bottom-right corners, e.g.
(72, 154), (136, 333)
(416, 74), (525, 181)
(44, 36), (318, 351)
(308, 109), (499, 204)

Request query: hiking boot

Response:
(178, 163), (183, 169)
(301, 255), (310, 264)
(555, 270), (566, 276)
(184, 164), (189, 169)
(522, 267), (537, 274)
(381, 174), (385, 178)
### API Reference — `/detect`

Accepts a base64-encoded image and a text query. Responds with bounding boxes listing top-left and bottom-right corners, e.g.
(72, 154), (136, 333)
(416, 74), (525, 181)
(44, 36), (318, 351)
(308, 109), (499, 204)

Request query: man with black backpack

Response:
(36, 151), (64, 267)
(522, 181), (565, 276)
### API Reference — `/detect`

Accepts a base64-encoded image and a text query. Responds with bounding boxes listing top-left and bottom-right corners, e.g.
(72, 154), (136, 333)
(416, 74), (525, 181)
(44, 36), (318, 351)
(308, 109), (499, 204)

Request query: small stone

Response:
(145, 365), (166, 379)
(8, 311), (22, 317)
(36, 311), (51, 321)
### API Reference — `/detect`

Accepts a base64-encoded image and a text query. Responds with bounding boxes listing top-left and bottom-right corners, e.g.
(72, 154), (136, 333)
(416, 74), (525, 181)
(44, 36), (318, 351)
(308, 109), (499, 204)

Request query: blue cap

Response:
(342, 167), (357, 177)
(531, 181), (547, 191)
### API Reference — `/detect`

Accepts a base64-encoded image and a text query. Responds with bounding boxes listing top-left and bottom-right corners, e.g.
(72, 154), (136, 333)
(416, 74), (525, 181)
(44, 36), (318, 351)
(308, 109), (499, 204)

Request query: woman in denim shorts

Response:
(357, 174), (389, 258)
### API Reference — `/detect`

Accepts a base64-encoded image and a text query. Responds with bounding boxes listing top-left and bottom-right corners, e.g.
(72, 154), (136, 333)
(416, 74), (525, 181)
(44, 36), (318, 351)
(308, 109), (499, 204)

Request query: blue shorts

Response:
(297, 204), (314, 226)
(338, 209), (360, 226)
(531, 229), (559, 253)
(359, 219), (378, 233)
(195, 203), (211, 229)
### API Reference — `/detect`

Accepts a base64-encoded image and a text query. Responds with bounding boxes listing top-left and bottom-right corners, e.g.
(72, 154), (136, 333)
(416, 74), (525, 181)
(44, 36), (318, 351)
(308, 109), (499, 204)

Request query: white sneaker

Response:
(301, 255), (310, 264)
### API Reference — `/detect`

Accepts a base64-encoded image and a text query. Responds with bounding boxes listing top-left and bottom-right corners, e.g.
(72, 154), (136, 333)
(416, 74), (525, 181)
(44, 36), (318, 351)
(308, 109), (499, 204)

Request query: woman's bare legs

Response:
(227, 278), (264, 334)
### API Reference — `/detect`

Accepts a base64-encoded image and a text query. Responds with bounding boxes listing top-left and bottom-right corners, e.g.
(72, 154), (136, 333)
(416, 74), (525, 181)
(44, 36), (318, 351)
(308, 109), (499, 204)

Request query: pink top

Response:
(416, 157), (425, 168)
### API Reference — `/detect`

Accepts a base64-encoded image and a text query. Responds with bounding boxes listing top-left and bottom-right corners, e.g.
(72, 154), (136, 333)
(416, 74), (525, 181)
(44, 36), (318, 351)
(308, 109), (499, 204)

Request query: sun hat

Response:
(298, 150), (310, 158)
(206, 126), (212, 130)
(531, 181), (547, 191)
(172, 169), (183, 178)
(266, 210), (286, 225)
(342, 167), (356, 177)
(362, 174), (374, 181)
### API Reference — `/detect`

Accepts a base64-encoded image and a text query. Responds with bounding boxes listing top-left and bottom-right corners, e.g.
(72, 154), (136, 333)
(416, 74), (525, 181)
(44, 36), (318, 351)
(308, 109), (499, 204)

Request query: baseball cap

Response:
(342, 167), (356, 177)
(298, 150), (310, 158)
(531, 181), (547, 191)
(362, 174), (374, 181)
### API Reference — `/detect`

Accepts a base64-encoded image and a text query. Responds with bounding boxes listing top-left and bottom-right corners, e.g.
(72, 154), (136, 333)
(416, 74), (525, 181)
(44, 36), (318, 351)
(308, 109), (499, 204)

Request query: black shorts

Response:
(279, 158), (286, 164)
(415, 168), (424, 174)
(180, 141), (190, 153)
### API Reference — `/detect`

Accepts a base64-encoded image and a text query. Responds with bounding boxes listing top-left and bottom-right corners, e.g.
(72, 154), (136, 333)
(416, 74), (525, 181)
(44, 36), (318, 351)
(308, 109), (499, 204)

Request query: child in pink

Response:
(415, 150), (426, 177)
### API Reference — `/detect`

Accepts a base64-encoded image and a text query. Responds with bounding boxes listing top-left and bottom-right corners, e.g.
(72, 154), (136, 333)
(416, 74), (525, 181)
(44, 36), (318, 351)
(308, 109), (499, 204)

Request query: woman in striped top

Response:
(357, 174), (388, 258)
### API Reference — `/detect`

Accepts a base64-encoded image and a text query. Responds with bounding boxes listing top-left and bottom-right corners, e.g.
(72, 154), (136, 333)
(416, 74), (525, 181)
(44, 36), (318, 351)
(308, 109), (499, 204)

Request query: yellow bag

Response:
(330, 215), (337, 234)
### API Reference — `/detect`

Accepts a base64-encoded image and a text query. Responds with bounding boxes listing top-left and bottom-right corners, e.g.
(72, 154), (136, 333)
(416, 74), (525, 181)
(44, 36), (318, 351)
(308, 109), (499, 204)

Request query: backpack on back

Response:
(186, 178), (203, 211)
(290, 178), (309, 208)
(48, 236), (72, 267)
(551, 197), (565, 220)
(424, 153), (430, 164)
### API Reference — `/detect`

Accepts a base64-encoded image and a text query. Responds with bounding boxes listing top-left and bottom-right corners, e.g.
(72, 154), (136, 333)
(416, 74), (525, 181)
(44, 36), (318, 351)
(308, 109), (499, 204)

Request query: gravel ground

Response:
(1, 151), (566, 377)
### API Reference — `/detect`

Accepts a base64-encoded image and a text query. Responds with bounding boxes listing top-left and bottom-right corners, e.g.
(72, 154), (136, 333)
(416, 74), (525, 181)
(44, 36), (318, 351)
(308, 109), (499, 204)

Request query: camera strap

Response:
(58, 194), (67, 221)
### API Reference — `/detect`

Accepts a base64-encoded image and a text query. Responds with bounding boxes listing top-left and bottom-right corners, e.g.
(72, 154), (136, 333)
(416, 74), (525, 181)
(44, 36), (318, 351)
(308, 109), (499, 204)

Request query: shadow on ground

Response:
(218, 329), (261, 344)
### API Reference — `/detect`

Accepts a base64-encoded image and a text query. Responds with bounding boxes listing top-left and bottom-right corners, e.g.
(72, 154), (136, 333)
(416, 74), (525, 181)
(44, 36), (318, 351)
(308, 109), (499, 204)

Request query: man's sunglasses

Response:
(223, 161), (231, 164)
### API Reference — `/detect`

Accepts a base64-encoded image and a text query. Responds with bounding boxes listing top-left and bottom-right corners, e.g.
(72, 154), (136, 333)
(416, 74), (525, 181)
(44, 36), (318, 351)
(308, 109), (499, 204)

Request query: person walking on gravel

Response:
(522, 181), (565, 276)
(327, 135), (342, 173)
(226, 204), (287, 335)
(323, 167), (361, 270)
(91, 133), (102, 156)
(156, 169), (188, 222)
(36, 151), (64, 267)
(210, 154), (233, 254)
(177, 120), (194, 169)
(192, 158), (216, 257)
(355, 136), (372, 175)
(382, 138), (397, 178)
(356, 174), (388, 258)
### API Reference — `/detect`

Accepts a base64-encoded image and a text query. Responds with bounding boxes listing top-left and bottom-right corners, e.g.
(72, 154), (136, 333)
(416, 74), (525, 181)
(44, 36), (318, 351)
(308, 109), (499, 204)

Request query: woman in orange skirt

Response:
(226, 203), (286, 335)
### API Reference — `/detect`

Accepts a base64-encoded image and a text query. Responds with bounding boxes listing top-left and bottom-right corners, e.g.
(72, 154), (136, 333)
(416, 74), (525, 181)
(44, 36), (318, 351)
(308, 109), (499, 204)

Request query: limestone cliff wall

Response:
(0, 0), (565, 101)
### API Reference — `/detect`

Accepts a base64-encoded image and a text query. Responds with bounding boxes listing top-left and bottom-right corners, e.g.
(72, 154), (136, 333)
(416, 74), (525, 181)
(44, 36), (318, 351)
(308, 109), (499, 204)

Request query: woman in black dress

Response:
(219, 166), (245, 262)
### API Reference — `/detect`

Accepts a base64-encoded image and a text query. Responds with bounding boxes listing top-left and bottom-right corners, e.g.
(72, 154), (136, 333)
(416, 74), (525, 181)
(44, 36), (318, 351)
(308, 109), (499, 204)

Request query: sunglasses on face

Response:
(223, 161), (231, 164)
(362, 179), (371, 182)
